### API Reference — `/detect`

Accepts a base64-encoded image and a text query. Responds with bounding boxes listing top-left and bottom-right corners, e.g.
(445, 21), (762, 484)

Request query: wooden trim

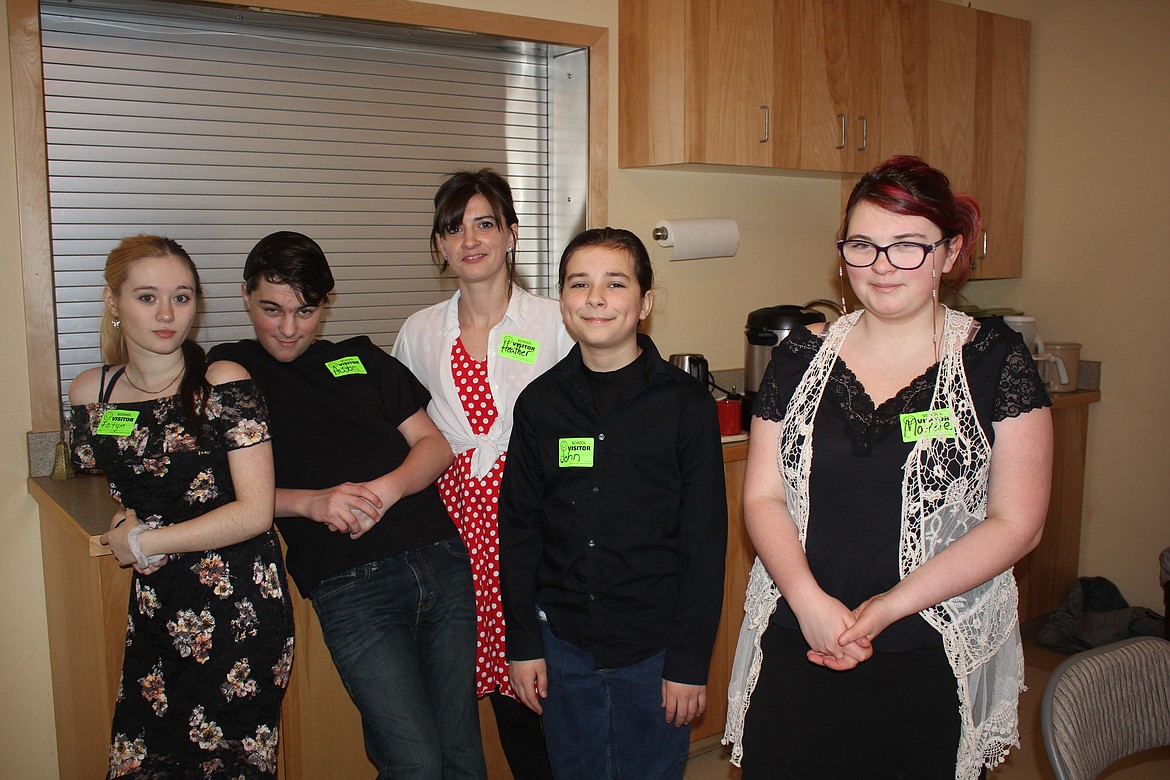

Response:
(10, 0), (609, 432)
(8, 0), (58, 432)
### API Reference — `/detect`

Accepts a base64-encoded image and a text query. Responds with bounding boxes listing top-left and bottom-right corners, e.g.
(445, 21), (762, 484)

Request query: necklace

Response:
(123, 368), (182, 395)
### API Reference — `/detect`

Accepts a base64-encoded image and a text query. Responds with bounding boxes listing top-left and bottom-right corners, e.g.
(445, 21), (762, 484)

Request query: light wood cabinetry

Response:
(772, 0), (885, 174)
(29, 477), (512, 780)
(619, 0), (774, 168)
(969, 8), (1030, 279)
(690, 443), (753, 743)
(619, 0), (1030, 277)
(1014, 392), (1100, 622)
(620, 0), (886, 173)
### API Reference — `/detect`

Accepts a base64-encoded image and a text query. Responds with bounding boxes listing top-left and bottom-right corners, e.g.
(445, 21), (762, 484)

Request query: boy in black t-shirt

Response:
(208, 231), (486, 780)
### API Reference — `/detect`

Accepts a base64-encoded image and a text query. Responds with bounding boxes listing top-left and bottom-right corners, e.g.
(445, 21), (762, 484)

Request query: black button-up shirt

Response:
(500, 335), (727, 685)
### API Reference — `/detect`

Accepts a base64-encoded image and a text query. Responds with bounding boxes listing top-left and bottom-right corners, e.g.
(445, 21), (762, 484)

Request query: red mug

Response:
(716, 399), (742, 436)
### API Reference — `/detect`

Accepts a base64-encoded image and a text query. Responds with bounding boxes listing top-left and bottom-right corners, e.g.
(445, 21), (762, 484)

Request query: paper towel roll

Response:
(653, 218), (740, 261)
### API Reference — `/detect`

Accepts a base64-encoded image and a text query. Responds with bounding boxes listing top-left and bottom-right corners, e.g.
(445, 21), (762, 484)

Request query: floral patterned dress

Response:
(71, 377), (294, 779)
(435, 339), (512, 698)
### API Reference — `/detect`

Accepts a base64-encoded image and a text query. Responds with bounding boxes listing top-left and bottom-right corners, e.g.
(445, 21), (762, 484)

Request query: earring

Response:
(931, 266), (938, 307)
(837, 263), (849, 314)
(112, 318), (120, 329)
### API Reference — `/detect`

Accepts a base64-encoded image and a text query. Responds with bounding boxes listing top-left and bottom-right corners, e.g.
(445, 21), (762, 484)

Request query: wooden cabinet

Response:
(29, 477), (513, 780)
(969, 8), (1030, 279)
(619, 0), (1030, 277)
(772, 0), (885, 173)
(619, 0), (774, 168)
(1014, 392), (1100, 622)
(620, 0), (885, 173)
(874, 0), (1030, 280)
(690, 443), (753, 743)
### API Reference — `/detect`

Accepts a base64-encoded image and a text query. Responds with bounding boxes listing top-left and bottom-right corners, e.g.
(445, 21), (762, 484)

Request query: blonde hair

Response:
(100, 235), (200, 364)
(99, 235), (211, 440)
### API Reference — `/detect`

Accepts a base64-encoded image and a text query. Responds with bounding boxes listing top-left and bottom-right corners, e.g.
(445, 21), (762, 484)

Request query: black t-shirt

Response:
(208, 337), (456, 595)
(754, 315), (1050, 650)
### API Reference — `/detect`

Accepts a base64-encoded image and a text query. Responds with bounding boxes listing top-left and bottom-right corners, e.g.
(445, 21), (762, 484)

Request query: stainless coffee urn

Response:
(743, 301), (842, 429)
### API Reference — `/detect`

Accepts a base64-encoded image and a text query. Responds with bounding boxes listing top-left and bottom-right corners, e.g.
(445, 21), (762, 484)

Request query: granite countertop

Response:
(29, 474), (119, 539)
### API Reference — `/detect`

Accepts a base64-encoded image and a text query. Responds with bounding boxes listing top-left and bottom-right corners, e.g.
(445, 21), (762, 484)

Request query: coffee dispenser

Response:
(743, 303), (837, 429)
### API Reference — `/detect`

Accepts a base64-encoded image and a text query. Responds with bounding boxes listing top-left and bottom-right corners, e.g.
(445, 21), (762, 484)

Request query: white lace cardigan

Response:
(722, 308), (1024, 779)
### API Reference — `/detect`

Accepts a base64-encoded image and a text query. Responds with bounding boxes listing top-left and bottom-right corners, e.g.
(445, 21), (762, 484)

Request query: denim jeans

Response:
(311, 536), (486, 780)
(538, 621), (689, 780)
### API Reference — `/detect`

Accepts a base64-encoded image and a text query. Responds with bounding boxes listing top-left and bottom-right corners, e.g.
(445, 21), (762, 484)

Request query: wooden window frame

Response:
(8, 0), (608, 432)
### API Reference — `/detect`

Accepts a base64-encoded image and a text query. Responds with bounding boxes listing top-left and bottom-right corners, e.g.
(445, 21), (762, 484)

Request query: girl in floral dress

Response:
(69, 235), (293, 778)
(394, 170), (573, 779)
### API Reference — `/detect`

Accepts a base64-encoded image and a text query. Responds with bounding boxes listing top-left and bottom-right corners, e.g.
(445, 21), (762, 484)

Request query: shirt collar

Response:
(559, 332), (667, 384)
(441, 283), (528, 338)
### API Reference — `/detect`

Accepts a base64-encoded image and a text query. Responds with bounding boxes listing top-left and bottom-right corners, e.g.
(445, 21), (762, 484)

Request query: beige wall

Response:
(959, 0), (1170, 614)
(3, 0), (1166, 772)
(0, 0), (60, 775)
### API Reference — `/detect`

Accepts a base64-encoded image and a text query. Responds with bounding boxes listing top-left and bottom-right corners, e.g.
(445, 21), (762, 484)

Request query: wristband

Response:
(126, 524), (166, 569)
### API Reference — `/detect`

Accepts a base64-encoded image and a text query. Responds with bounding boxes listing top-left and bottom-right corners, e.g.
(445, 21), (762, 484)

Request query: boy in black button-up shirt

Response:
(500, 228), (727, 779)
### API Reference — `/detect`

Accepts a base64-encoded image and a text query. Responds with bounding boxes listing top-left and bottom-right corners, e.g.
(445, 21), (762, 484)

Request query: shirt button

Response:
(592, 486), (599, 493)
(587, 539), (596, 548)
(598, 433), (606, 441)
(588, 594), (597, 601)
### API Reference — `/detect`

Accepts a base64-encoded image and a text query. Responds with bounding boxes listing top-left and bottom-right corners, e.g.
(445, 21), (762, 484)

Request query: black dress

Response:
(71, 373), (294, 779)
(739, 317), (1049, 779)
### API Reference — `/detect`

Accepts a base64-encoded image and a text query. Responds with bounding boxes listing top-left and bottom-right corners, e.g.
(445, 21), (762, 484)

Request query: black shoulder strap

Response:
(99, 365), (126, 403)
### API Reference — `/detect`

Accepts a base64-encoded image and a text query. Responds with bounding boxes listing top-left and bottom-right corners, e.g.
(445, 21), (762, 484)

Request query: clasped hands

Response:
(99, 508), (168, 575)
(798, 592), (898, 671)
(308, 481), (400, 540)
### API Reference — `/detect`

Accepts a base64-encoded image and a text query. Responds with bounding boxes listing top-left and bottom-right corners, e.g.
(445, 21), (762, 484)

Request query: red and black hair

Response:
(842, 155), (982, 286)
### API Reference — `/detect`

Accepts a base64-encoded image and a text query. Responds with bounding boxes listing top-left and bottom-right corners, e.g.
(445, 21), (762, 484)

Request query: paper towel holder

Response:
(651, 217), (740, 261)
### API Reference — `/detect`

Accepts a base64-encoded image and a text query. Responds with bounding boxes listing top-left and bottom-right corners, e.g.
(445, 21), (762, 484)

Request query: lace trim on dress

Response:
(753, 319), (1047, 450)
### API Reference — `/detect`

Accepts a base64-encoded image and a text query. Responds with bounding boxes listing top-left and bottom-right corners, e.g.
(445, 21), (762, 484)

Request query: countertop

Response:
(30, 474), (119, 537)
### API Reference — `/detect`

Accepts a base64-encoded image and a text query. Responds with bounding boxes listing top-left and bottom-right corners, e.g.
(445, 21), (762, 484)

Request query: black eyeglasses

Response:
(836, 237), (950, 270)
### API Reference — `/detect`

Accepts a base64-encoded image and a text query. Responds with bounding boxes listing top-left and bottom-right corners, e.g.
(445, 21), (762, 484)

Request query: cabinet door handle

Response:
(759, 105), (769, 143)
(856, 115), (868, 152)
(836, 113), (846, 150)
(972, 229), (988, 270)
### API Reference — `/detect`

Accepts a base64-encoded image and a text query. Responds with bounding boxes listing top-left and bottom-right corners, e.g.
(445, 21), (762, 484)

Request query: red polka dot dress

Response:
(437, 338), (514, 698)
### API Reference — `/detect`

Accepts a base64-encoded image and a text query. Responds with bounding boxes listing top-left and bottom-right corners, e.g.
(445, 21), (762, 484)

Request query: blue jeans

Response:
(539, 621), (689, 780)
(311, 536), (486, 780)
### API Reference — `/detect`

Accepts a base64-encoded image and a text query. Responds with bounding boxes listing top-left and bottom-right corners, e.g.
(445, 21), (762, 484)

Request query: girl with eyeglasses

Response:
(724, 156), (1053, 779)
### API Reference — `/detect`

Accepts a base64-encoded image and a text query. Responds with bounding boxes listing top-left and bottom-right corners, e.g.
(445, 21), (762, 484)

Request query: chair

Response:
(1040, 636), (1170, 780)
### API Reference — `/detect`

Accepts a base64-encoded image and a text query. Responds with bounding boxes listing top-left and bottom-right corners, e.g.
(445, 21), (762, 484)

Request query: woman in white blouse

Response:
(393, 169), (573, 779)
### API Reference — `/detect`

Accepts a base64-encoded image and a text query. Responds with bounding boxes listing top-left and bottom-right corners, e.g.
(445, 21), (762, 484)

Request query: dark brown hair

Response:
(431, 169), (520, 283)
(557, 227), (654, 297)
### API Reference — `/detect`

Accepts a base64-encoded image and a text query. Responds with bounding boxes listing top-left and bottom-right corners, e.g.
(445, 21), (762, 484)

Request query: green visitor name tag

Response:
(558, 437), (594, 467)
(325, 356), (367, 377)
(900, 408), (957, 442)
(499, 334), (539, 365)
(95, 409), (140, 436)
